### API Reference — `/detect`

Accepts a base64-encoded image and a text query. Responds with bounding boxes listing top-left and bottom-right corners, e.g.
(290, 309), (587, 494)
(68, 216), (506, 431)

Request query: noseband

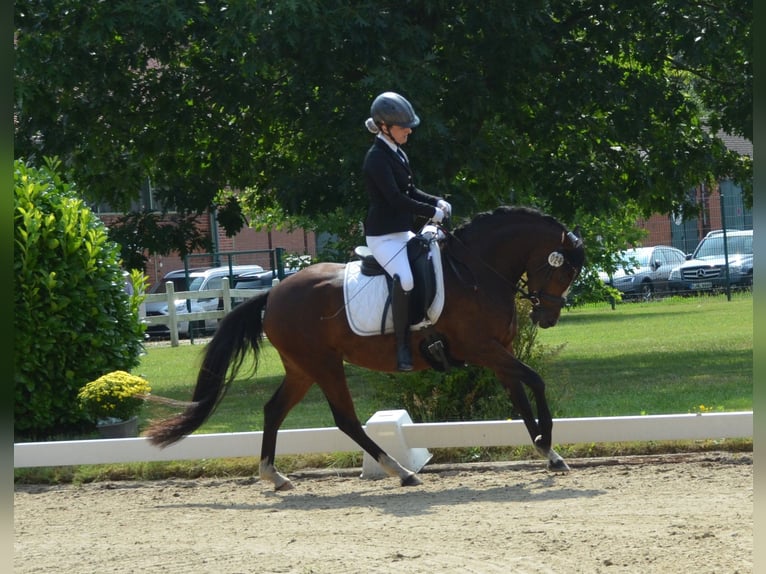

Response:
(517, 283), (569, 309)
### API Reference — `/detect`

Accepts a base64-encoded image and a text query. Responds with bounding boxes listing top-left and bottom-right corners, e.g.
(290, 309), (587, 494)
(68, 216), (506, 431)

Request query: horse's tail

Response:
(146, 292), (270, 447)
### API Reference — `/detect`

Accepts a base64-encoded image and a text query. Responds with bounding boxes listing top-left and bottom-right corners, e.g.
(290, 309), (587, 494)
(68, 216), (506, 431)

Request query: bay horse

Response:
(147, 206), (585, 490)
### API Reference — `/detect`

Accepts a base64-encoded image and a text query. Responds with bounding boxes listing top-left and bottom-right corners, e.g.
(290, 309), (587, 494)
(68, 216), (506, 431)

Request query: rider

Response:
(362, 91), (452, 371)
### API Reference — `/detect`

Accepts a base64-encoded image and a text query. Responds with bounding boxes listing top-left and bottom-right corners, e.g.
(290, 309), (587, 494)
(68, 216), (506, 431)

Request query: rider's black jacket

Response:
(363, 137), (440, 237)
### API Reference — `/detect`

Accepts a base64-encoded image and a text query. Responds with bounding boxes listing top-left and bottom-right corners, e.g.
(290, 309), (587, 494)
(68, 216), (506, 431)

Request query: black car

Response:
(231, 268), (301, 305)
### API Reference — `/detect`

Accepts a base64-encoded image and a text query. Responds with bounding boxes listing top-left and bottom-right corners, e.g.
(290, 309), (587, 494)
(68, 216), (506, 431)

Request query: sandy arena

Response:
(15, 452), (752, 573)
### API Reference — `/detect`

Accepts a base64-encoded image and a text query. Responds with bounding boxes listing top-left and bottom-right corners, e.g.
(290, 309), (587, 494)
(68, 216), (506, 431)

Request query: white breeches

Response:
(366, 231), (415, 291)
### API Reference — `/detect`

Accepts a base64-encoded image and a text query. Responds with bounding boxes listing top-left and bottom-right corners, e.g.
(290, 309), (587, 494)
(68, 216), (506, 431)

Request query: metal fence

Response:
(637, 179), (752, 253)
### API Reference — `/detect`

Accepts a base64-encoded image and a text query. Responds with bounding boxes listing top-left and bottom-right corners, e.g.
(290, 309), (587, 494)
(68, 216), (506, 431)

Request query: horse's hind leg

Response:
(326, 403), (422, 487)
(259, 371), (314, 491)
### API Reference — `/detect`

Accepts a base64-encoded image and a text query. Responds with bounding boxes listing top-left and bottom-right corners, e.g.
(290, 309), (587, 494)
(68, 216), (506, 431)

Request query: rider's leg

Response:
(365, 232), (415, 371)
(391, 273), (413, 371)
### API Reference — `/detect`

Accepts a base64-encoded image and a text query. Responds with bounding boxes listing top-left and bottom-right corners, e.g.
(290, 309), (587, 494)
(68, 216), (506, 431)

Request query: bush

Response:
(14, 158), (147, 439)
(376, 297), (566, 422)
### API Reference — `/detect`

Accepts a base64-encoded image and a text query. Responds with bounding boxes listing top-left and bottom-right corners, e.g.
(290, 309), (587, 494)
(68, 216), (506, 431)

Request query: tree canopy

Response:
(14, 0), (752, 264)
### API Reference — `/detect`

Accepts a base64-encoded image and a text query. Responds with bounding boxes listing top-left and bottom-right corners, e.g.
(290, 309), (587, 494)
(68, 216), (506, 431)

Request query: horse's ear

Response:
(566, 227), (583, 248)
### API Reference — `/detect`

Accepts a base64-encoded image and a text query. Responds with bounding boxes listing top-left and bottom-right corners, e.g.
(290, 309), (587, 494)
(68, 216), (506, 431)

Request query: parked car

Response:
(231, 267), (301, 306)
(668, 229), (753, 293)
(144, 268), (206, 338)
(145, 265), (264, 338)
(598, 245), (687, 300)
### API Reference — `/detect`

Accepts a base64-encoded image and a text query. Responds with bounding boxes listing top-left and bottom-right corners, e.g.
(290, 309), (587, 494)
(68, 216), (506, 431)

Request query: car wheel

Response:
(640, 281), (654, 301)
(189, 319), (207, 337)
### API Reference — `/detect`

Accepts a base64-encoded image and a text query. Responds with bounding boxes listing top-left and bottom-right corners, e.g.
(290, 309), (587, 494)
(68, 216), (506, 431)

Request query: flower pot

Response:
(96, 416), (139, 439)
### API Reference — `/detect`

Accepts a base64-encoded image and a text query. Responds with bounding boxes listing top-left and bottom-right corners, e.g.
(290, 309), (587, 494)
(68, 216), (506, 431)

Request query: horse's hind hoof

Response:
(401, 473), (422, 487)
(548, 459), (571, 473)
(275, 480), (295, 491)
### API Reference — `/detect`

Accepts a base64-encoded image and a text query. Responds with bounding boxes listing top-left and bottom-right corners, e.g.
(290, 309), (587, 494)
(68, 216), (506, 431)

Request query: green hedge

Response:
(14, 158), (146, 439)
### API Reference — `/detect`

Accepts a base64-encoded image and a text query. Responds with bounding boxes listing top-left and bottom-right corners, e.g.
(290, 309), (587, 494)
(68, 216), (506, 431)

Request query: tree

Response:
(14, 1), (752, 268)
(14, 158), (146, 439)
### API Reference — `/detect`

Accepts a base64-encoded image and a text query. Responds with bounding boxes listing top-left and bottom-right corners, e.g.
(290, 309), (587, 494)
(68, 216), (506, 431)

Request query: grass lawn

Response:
(136, 342), (390, 434)
(536, 292), (752, 418)
(139, 292), (752, 433)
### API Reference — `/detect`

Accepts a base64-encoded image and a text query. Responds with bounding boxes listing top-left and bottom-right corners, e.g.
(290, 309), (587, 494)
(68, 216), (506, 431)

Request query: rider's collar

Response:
(377, 134), (400, 153)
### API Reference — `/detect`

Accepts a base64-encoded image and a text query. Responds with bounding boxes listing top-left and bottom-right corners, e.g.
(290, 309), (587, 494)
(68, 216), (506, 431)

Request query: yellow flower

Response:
(78, 371), (151, 422)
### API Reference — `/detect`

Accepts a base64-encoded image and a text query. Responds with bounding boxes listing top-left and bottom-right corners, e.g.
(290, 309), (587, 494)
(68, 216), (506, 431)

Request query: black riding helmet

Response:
(370, 92), (420, 128)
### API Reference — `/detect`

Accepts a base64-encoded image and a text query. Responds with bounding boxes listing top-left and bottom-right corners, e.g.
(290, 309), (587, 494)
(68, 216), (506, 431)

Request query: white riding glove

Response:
(437, 199), (452, 218)
(432, 207), (445, 223)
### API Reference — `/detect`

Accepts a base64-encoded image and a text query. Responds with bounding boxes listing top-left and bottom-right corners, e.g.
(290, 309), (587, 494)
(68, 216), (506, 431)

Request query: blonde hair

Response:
(365, 117), (379, 134)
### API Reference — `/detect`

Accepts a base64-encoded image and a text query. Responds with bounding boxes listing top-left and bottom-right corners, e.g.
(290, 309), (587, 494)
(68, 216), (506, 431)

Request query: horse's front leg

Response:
(494, 354), (570, 472)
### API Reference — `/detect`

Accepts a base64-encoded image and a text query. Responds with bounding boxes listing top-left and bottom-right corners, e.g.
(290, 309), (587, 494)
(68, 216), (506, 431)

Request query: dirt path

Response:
(15, 452), (752, 574)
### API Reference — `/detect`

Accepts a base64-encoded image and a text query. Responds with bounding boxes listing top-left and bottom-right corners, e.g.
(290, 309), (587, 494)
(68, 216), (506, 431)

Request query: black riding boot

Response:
(391, 274), (413, 372)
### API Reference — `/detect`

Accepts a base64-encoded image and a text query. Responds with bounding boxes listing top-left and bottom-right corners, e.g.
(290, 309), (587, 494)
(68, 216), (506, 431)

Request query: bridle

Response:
(444, 226), (582, 312)
(517, 231), (583, 310)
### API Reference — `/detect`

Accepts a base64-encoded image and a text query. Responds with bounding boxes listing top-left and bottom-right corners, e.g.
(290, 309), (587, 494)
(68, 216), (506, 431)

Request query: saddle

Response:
(343, 227), (462, 371)
(353, 234), (437, 326)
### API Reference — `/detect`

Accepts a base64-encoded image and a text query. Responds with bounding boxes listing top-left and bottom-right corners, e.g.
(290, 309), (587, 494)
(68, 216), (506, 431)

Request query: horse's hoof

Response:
(548, 459), (571, 473)
(274, 480), (295, 491)
(401, 473), (422, 487)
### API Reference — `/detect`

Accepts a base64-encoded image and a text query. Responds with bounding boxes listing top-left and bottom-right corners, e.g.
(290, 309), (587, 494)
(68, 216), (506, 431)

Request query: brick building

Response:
(634, 133), (752, 254)
(99, 211), (317, 289)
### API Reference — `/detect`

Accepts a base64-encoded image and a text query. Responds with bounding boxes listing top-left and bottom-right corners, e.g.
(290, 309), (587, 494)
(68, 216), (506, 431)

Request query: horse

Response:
(147, 206), (585, 490)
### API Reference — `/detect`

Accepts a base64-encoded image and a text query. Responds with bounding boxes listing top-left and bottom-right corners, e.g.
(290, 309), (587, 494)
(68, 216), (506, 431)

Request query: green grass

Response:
(136, 343), (389, 434)
(15, 292), (752, 484)
(537, 292), (752, 418)
(138, 292), (752, 433)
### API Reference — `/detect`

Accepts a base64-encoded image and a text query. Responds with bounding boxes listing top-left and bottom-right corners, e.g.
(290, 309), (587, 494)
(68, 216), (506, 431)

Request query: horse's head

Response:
(522, 227), (585, 328)
(449, 206), (586, 328)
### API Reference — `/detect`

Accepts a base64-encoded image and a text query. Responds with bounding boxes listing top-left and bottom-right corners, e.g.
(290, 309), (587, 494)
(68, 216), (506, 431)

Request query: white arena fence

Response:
(14, 410), (752, 474)
(141, 277), (260, 347)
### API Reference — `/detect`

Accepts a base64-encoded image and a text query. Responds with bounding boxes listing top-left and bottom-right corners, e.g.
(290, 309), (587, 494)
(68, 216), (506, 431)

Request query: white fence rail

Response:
(141, 277), (260, 346)
(14, 411), (752, 469)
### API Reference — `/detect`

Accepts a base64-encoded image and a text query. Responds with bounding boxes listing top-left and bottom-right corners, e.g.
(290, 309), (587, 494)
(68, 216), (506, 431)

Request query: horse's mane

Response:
(452, 205), (565, 240)
(449, 204), (585, 270)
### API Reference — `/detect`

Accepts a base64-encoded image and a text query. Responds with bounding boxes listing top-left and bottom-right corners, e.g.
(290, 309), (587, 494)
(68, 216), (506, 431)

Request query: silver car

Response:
(668, 229), (753, 293)
(599, 246), (687, 300)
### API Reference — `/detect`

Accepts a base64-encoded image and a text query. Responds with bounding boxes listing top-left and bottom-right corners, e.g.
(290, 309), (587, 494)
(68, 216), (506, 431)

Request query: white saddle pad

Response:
(343, 239), (445, 337)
